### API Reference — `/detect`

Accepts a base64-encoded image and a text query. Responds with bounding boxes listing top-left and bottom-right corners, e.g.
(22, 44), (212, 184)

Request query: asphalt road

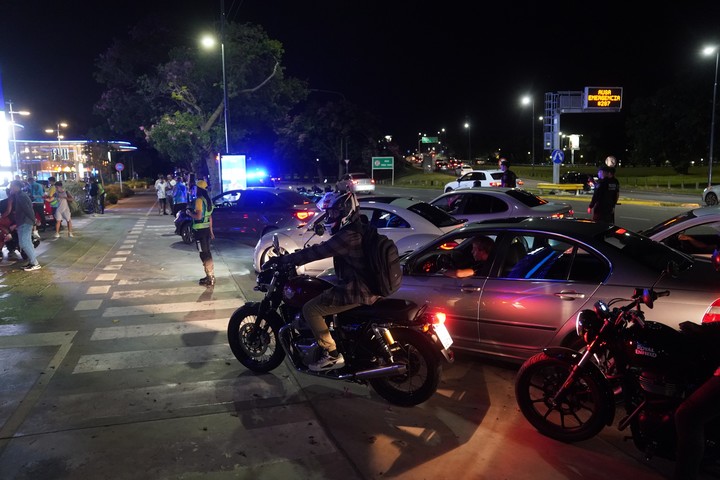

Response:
(0, 189), (712, 479)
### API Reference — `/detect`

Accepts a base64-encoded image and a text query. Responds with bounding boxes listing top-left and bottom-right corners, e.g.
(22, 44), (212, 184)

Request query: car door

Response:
(475, 232), (606, 360)
(393, 232), (499, 351)
(211, 190), (247, 236)
(459, 171), (486, 188)
(216, 190), (275, 236)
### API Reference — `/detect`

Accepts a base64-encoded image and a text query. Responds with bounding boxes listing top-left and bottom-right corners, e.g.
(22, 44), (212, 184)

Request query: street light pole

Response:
(704, 46), (719, 188)
(220, 0), (229, 154)
(6, 100), (30, 176)
(521, 95), (535, 174)
(464, 122), (471, 163)
(45, 122), (68, 160)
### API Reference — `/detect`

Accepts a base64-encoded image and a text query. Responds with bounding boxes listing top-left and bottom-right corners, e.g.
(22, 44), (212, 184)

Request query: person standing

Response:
(155, 176), (168, 215)
(89, 178), (99, 215)
(52, 181), (74, 238)
(172, 176), (188, 215)
(9, 180), (40, 271)
(27, 176), (45, 234)
(191, 180), (215, 286)
(95, 179), (106, 214)
(587, 165), (620, 223)
(165, 175), (176, 215)
(46, 176), (59, 219)
(499, 160), (517, 188)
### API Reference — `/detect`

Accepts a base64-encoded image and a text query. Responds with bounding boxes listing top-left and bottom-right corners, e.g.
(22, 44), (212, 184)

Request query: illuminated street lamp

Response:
(464, 122), (471, 163)
(45, 122), (68, 160)
(6, 100), (30, 175)
(703, 45), (719, 187)
(521, 95), (535, 173)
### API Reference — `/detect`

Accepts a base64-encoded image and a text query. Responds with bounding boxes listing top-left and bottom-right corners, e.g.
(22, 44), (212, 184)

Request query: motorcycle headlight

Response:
(575, 309), (602, 344)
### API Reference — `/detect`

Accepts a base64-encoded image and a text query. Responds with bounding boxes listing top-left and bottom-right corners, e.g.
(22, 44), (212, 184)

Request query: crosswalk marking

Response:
(73, 344), (233, 373)
(87, 285), (111, 295)
(90, 318), (227, 340)
(75, 300), (103, 311)
(102, 298), (243, 317)
(96, 273), (117, 281)
(110, 257), (127, 262)
(111, 284), (235, 299)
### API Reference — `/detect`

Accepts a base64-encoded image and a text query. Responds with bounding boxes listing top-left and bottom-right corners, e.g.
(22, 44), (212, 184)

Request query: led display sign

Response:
(583, 87), (623, 110)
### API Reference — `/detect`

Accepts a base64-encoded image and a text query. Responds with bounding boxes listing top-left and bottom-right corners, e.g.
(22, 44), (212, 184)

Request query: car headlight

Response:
(575, 309), (603, 344)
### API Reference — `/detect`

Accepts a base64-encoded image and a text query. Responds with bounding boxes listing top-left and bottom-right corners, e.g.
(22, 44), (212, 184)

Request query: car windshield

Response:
(277, 190), (313, 205)
(601, 226), (693, 272)
(407, 202), (465, 228)
(505, 189), (549, 207)
(639, 211), (698, 237)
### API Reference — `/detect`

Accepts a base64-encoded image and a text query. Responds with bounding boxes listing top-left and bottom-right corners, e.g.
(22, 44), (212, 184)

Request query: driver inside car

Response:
(442, 235), (495, 278)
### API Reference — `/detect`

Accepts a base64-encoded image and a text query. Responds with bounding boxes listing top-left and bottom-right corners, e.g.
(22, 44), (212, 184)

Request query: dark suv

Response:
(560, 171), (596, 191)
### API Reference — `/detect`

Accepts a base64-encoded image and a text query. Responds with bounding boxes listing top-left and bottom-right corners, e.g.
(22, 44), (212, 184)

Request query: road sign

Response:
(551, 150), (564, 164)
(372, 156), (393, 169)
(115, 163), (125, 172)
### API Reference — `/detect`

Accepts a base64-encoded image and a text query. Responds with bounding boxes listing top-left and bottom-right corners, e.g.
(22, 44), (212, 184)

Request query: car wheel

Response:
(706, 192), (718, 206)
(260, 245), (288, 266)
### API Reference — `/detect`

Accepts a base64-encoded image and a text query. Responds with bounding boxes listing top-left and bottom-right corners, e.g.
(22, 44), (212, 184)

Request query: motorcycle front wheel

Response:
(515, 352), (609, 442)
(227, 303), (285, 373)
(369, 330), (441, 407)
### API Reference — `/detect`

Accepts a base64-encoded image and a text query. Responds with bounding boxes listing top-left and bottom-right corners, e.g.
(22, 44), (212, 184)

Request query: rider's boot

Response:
(199, 259), (215, 286)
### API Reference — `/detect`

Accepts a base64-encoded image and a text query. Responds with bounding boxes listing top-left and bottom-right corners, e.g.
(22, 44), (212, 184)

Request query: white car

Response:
(430, 188), (574, 223)
(702, 185), (720, 206)
(640, 206), (720, 259)
(444, 169), (503, 192)
(253, 197), (466, 275)
(336, 172), (376, 194)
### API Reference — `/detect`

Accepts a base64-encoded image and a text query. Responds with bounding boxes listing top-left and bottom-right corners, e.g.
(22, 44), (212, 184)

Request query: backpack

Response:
(361, 224), (402, 297)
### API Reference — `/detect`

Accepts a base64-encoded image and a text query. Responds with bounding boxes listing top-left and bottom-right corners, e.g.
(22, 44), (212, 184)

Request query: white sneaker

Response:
(23, 263), (41, 271)
(308, 350), (345, 372)
(68, 233), (74, 238)
(54, 232), (60, 238)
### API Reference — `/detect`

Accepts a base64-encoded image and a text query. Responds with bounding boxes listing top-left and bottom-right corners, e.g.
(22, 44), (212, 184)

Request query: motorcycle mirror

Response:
(314, 222), (326, 236)
(642, 288), (654, 309)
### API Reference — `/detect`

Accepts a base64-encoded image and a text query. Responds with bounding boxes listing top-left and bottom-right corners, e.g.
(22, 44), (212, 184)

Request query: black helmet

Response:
(323, 191), (359, 234)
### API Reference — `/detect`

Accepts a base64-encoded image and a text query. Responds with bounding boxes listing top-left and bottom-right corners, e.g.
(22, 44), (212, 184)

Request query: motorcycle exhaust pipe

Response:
(352, 364), (407, 380)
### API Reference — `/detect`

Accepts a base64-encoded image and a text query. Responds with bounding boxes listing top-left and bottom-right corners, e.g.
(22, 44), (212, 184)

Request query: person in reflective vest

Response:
(191, 179), (215, 286)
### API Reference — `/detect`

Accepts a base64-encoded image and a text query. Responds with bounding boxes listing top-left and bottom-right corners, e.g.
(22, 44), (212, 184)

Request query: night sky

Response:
(2, 0), (720, 161)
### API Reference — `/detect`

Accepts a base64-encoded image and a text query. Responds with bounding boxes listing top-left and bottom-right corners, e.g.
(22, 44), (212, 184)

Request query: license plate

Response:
(433, 323), (453, 350)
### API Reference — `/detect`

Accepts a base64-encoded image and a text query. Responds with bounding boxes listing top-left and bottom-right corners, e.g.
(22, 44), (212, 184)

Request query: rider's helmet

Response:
(323, 191), (359, 234)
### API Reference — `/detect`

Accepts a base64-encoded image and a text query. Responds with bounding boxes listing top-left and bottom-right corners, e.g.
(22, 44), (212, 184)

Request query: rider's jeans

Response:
(674, 372), (720, 479)
(17, 223), (38, 265)
(302, 296), (359, 352)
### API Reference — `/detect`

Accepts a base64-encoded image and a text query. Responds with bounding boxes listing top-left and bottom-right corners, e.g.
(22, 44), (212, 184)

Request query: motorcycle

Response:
(514, 268), (720, 463)
(227, 235), (454, 406)
(174, 209), (195, 244)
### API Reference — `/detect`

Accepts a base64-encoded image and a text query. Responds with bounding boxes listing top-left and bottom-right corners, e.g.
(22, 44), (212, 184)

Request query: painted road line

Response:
(102, 298), (243, 318)
(87, 285), (111, 295)
(110, 284), (235, 299)
(96, 273), (117, 281)
(73, 344), (233, 373)
(75, 300), (104, 311)
(89, 318), (228, 340)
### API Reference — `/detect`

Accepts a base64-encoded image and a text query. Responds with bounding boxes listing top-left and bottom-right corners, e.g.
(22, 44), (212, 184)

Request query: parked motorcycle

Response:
(227, 235), (454, 406)
(174, 210), (194, 244)
(514, 272), (720, 463)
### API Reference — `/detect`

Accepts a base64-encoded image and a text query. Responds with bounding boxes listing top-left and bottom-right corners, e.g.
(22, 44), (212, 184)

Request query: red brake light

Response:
(294, 211), (315, 221)
(433, 312), (446, 325)
(702, 299), (720, 324)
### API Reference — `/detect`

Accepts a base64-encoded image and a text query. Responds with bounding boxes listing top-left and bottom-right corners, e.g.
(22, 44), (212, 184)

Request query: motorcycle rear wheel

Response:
(180, 223), (194, 244)
(227, 303), (285, 373)
(369, 330), (441, 407)
(515, 352), (608, 442)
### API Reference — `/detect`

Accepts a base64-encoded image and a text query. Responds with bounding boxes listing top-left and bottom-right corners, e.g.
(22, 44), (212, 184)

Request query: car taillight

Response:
(490, 182), (500, 187)
(294, 211), (315, 221)
(702, 299), (720, 324)
(433, 312), (446, 324)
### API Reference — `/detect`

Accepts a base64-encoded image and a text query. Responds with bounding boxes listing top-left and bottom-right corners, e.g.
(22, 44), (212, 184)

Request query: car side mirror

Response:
(314, 223), (326, 236)
(713, 249), (720, 272)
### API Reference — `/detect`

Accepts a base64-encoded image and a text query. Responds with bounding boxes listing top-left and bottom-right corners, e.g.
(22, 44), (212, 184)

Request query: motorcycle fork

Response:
(550, 340), (601, 407)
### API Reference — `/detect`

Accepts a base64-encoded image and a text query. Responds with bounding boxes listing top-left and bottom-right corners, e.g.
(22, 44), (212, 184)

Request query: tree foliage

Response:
(94, 17), (307, 188)
(626, 77), (709, 173)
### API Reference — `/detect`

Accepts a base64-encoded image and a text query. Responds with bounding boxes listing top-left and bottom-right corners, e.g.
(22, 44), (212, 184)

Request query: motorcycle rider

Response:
(266, 191), (378, 371)
(673, 363), (720, 479)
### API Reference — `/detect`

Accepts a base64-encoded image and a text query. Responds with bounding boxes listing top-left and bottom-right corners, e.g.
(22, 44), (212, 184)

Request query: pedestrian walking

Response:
(155, 175), (169, 215)
(53, 181), (74, 238)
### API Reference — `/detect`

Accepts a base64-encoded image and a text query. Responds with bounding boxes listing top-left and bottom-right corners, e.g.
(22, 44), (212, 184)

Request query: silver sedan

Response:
(389, 218), (720, 363)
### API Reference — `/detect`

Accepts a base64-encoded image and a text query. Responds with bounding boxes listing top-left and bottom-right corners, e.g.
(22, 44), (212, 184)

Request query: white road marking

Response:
(102, 299), (243, 317)
(73, 344), (233, 373)
(103, 265), (122, 270)
(90, 318), (227, 340)
(96, 273), (117, 281)
(86, 286), (111, 295)
(110, 284), (235, 299)
(110, 257), (127, 262)
(74, 300), (103, 311)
